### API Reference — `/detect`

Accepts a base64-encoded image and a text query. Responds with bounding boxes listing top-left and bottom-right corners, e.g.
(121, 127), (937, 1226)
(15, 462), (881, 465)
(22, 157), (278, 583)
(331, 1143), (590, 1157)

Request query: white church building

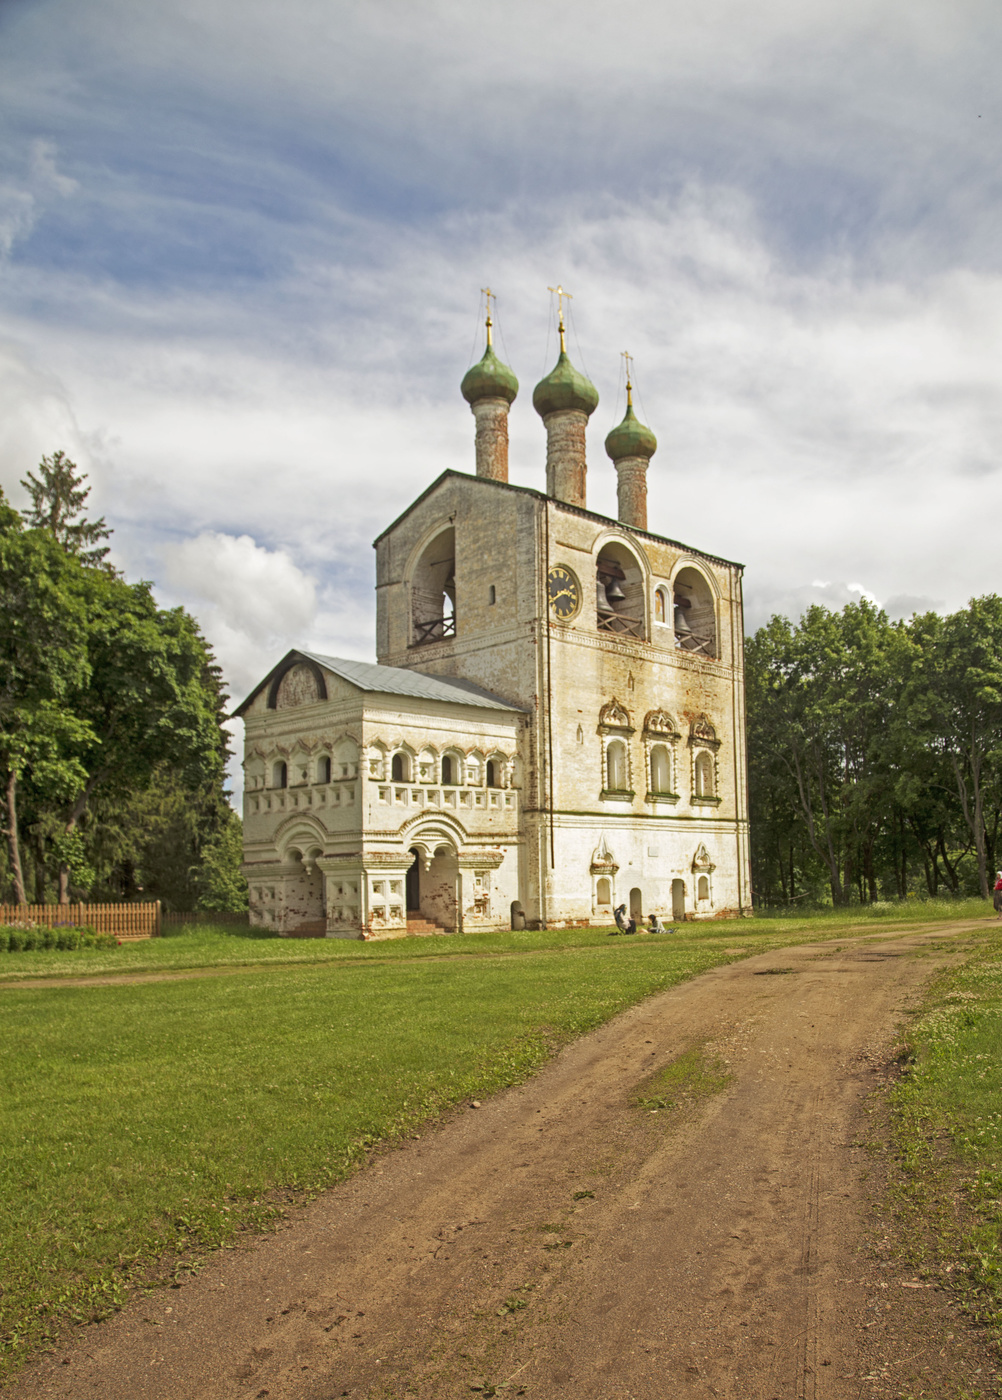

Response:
(236, 300), (751, 937)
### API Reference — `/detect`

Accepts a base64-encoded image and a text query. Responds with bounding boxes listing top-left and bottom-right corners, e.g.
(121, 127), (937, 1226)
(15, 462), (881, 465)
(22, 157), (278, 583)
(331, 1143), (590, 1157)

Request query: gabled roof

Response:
(372, 469), (744, 571)
(233, 648), (525, 718)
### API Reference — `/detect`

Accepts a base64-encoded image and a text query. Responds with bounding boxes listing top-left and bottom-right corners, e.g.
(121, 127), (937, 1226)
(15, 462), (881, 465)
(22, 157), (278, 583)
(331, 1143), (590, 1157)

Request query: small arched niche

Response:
(694, 750), (715, 797)
(410, 526), (456, 647)
(606, 739), (629, 794)
(595, 541), (646, 640)
(272, 760), (288, 789)
(673, 566), (717, 658)
(650, 744), (672, 795)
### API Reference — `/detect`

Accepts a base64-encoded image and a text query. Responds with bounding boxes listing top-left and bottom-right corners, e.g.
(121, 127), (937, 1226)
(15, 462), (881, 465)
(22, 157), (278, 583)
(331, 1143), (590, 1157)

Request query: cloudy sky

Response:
(2, 0), (1000, 790)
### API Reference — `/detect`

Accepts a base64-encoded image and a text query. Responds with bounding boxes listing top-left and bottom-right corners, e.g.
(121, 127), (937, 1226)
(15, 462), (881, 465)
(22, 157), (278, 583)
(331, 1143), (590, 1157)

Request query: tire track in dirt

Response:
(9, 923), (997, 1400)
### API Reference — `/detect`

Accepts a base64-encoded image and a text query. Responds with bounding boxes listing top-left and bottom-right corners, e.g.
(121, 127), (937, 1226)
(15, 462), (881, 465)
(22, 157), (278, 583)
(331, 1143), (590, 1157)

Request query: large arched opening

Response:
(407, 827), (461, 931)
(284, 844), (326, 935)
(673, 565), (717, 657)
(595, 539), (647, 640)
(410, 526), (456, 647)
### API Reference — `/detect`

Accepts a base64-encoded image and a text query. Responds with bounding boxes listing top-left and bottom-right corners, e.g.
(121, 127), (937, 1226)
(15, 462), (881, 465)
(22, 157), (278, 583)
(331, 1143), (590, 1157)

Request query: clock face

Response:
(547, 565), (581, 620)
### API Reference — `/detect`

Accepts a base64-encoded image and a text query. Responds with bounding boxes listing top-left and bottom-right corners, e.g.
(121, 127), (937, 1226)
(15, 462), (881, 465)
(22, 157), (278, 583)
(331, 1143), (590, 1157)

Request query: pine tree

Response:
(20, 450), (112, 567)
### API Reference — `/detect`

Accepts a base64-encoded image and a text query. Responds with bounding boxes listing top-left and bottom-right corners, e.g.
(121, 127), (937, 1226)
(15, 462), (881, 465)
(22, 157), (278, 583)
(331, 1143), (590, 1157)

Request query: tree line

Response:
(0, 452), (245, 911)
(746, 596), (1002, 907)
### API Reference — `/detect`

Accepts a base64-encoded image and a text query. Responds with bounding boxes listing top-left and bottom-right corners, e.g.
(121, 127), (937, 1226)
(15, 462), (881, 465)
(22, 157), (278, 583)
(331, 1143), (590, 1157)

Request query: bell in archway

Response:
(605, 578), (626, 602)
(596, 579), (613, 612)
(674, 604), (692, 633)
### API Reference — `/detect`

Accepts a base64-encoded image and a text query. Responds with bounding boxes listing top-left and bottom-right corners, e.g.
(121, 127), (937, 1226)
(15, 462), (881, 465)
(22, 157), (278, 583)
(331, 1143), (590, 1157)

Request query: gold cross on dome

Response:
(547, 284), (573, 322)
(621, 350), (633, 387)
(481, 287), (495, 344)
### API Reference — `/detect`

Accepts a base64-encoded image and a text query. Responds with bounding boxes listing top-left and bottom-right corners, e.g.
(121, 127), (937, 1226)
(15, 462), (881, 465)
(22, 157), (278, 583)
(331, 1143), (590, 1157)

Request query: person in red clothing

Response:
(993, 871), (1002, 920)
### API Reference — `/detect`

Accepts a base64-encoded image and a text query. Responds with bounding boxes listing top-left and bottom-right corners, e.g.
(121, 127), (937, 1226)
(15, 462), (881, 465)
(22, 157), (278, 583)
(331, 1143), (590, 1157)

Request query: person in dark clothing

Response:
(614, 903), (637, 934)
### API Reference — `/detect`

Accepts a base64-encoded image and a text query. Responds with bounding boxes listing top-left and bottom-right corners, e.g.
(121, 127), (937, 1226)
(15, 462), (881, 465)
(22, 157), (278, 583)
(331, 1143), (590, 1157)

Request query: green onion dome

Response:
(532, 349), (599, 418)
(461, 343), (519, 406)
(604, 400), (657, 461)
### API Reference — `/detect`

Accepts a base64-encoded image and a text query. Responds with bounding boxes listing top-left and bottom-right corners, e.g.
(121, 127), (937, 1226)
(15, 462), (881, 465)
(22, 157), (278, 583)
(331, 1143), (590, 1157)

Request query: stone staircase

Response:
(406, 915), (448, 937)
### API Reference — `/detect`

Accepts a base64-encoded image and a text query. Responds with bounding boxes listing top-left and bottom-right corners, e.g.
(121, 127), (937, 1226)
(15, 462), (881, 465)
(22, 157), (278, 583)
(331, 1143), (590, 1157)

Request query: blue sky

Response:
(2, 0), (1001, 781)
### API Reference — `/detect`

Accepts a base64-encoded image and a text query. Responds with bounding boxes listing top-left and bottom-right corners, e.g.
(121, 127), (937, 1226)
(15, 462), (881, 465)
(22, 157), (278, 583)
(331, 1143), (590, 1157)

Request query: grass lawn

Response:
(0, 899), (992, 1380)
(888, 929), (1002, 1338)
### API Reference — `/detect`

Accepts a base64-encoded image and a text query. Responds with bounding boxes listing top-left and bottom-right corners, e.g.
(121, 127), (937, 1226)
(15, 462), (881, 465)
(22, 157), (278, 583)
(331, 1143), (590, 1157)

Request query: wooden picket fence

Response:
(0, 902), (161, 941)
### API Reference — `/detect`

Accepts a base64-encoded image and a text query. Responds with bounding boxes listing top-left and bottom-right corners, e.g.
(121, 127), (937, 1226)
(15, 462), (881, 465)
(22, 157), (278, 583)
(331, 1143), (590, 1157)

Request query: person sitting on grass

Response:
(613, 903), (637, 935)
(648, 913), (666, 934)
(993, 870), (1002, 921)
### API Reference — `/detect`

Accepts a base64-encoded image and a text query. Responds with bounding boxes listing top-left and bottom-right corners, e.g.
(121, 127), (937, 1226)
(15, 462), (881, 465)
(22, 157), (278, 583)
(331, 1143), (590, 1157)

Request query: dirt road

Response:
(11, 924), (999, 1399)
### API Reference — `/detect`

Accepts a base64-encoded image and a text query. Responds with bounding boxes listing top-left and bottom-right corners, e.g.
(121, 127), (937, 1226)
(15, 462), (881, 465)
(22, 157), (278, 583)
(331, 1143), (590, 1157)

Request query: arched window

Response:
(697, 875), (710, 901)
(654, 587), (668, 625)
(272, 761), (288, 789)
(391, 753), (409, 782)
(441, 755), (454, 786)
(694, 751), (715, 797)
(317, 756), (332, 784)
(650, 745), (671, 795)
(486, 759), (498, 788)
(606, 740), (628, 793)
(596, 877), (611, 905)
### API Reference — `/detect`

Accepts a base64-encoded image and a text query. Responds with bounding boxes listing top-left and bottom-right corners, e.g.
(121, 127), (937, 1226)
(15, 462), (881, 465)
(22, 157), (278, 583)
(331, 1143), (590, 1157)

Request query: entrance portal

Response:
(406, 849), (421, 912)
(671, 878), (686, 921)
(421, 845), (459, 931)
(629, 887), (643, 924)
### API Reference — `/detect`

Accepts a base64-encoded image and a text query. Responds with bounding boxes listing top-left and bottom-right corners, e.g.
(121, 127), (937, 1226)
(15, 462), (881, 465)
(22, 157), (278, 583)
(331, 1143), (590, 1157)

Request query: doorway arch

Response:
(671, 879), (686, 920)
(406, 848), (421, 912)
(629, 887), (643, 924)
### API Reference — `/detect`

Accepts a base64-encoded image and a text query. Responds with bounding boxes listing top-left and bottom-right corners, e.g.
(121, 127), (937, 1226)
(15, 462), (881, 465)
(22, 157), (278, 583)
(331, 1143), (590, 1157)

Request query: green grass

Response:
(0, 902), (993, 1381)
(634, 1043), (733, 1114)
(887, 931), (1002, 1337)
(0, 895), (989, 984)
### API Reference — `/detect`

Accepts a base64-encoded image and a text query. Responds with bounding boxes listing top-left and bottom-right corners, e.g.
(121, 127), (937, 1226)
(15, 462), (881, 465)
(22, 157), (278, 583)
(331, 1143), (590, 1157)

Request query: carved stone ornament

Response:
(590, 833), (620, 875)
(598, 699), (634, 734)
(691, 842), (716, 873)
(643, 708), (678, 737)
(689, 713), (720, 750)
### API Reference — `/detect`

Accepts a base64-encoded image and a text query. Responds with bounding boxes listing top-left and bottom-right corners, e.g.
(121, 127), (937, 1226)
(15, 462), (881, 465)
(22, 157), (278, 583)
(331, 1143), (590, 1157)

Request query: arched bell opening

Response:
(673, 565), (717, 658)
(595, 541), (646, 640)
(410, 526), (456, 647)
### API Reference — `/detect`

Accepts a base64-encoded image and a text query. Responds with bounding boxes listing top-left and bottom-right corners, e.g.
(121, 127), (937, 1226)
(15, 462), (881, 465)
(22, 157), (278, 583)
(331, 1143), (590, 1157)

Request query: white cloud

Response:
(2, 183), (1001, 665)
(158, 531), (318, 698)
